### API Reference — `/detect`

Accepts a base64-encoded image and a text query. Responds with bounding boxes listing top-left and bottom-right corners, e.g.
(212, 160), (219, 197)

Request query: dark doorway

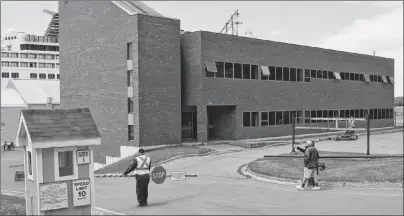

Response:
(182, 112), (197, 141)
(207, 105), (236, 141)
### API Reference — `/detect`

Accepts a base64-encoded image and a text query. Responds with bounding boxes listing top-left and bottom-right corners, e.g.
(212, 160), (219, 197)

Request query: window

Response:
(388, 76), (394, 83)
(2, 72), (9, 78)
(261, 112), (269, 126)
(268, 112), (276, 125)
(128, 98), (134, 113)
(274, 67), (282, 81)
(225, 62), (233, 78)
(57, 74), (60, 79)
(54, 147), (78, 181)
(127, 42), (133, 60)
(1, 52), (8, 58)
(276, 111), (283, 125)
(310, 70), (316, 78)
(328, 110), (334, 118)
(128, 125), (134, 141)
(290, 111), (296, 124)
(1, 61), (9, 67)
(359, 74), (365, 81)
(283, 67), (290, 81)
(377, 76), (382, 82)
(340, 72), (345, 80)
(322, 71), (328, 79)
(328, 71), (334, 79)
(359, 109), (364, 118)
(261, 65), (270, 76)
(311, 110), (317, 123)
(382, 109), (386, 119)
(382, 76), (388, 83)
(304, 69), (310, 82)
(11, 73), (19, 78)
(261, 65), (270, 80)
(317, 70), (323, 79)
(290, 68), (297, 82)
(333, 72), (341, 80)
(317, 110), (323, 123)
(268, 66), (276, 80)
(48, 74), (55, 79)
(20, 62), (28, 68)
(234, 63), (242, 79)
(30, 73), (37, 78)
(242, 64), (250, 79)
(56, 63), (60, 69)
(305, 111), (310, 123)
(348, 73), (354, 80)
(354, 73), (359, 81)
(205, 62), (217, 77)
(251, 65), (258, 80)
(370, 75), (374, 82)
(323, 110), (328, 119)
(297, 69), (303, 82)
(296, 111), (303, 124)
(46, 63), (54, 68)
(27, 149), (33, 181)
(283, 111), (290, 124)
(216, 62), (225, 78)
(29, 63), (37, 68)
(243, 112), (259, 127)
(39, 73), (46, 79)
(127, 70), (133, 86)
(369, 109), (374, 119)
(354, 109), (359, 118)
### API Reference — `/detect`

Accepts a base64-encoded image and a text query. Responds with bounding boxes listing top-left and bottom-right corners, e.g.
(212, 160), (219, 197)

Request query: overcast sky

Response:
(1, 1), (403, 96)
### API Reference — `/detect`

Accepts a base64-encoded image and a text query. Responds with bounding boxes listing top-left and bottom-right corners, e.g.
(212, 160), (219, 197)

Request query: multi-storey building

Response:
(60, 1), (395, 167)
(1, 10), (60, 88)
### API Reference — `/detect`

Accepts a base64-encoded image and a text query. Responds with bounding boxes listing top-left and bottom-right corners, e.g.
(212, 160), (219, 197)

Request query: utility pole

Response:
(291, 114), (296, 154)
(366, 113), (370, 155)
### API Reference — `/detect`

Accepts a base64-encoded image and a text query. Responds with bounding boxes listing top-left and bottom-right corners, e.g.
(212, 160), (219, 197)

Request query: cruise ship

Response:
(1, 10), (60, 88)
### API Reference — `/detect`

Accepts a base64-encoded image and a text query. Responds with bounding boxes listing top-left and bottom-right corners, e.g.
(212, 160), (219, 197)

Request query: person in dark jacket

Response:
(296, 140), (321, 190)
(123, 148), (152, 207)
(295, 141), (316, 187)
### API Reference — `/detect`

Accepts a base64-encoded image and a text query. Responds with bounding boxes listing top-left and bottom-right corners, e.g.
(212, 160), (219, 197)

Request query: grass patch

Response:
(1, 194), (25, 215)
(249, 151), (403, 183)
(95, 146), (213, 174)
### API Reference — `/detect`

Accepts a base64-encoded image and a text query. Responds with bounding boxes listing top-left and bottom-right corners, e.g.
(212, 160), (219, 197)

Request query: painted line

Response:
(1, 190), (126, 215)
(95, 207), (126, 215)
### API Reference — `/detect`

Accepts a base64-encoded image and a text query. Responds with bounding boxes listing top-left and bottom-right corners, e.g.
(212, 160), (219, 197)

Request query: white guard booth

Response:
(16, 108), (101, 215)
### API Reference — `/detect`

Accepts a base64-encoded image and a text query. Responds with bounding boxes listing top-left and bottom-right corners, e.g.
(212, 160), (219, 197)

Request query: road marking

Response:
(1, 190), (126, 215)
(95, 207), (126, 215)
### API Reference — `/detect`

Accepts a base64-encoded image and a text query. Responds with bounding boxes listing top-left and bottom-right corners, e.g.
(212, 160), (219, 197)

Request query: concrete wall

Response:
(1, 106), (25, 143)
(181, 31), (395, 141)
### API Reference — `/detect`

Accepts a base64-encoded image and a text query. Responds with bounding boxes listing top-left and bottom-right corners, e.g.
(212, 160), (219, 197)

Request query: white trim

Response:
(35, 148), (43, 215)
(54, 147), (79, 182)
(33, 138), (101, 149)
(127, 60), (133, 70)
(23, 147), (28, 213)
(26, 146), (34, 181)
(89, 147), (96, 214)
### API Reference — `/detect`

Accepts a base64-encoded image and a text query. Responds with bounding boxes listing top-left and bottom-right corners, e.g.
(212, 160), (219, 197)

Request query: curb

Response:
(94, 150), (217, 176)
(240, 163), (404, 189)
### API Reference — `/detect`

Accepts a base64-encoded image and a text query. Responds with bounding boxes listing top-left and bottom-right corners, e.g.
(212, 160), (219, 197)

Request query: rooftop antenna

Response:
(220, 9), (243, 36)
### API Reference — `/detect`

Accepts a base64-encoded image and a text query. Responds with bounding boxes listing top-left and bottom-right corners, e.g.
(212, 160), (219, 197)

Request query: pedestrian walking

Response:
(296, 140), (321, 190)
(123, 148), (152, 207)
(294, 141), (316, 187)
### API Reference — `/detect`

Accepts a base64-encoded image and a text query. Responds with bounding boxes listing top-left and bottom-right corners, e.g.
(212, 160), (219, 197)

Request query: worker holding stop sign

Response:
(123, 148), (152, 207)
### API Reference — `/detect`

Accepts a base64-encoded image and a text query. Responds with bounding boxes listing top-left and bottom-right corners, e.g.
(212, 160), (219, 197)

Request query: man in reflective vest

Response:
(123, 148), (152, 207)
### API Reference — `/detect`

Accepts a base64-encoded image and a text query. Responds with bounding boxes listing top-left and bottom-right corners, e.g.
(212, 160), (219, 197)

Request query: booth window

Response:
(54, 147), (78, 181)
(27, 150), (33, 180)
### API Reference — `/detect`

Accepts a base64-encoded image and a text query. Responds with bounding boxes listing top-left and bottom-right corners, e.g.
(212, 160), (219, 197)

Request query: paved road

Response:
(2, 132), (403, 215)
(95, 132), (403, 215)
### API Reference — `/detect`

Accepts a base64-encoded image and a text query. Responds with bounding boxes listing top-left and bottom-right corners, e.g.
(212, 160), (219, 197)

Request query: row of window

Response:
(20, 44), (59, 52)
(205, 61), (394, 84)
(3, 36), (17, 40)
(1, 52), (59, 60)
(1, 61), (59, 68)
(23, 34), (59, 43)
(243, 108), (395, 127)
(1, 72), (60, 79)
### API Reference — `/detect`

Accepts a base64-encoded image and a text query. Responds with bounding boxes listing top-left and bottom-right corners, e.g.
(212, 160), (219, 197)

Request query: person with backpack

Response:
(296, 140), (321, 190)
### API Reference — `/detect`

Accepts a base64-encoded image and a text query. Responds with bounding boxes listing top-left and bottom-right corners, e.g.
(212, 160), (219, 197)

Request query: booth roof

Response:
(21, 108), (101, 144)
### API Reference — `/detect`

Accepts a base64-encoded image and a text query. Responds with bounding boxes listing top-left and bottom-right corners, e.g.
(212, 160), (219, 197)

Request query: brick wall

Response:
(181, 31), (394, 141)
(60, 1), (182, 163)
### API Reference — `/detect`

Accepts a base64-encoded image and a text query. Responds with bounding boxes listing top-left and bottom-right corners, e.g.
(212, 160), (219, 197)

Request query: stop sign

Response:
(151, 166), (166, 184)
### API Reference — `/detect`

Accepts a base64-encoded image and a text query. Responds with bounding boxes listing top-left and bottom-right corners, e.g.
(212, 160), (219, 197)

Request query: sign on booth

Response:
(73, 179), (91, 207)
(39, 181), (69, 211)
(77, 150), (91, 165)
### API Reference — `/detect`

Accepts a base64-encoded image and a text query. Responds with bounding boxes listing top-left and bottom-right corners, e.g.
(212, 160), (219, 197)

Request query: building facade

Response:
(59, 1), (394, 165)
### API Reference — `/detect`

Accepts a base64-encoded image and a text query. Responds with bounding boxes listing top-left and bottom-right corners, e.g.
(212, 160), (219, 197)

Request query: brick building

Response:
(59, 1), (394, 166)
